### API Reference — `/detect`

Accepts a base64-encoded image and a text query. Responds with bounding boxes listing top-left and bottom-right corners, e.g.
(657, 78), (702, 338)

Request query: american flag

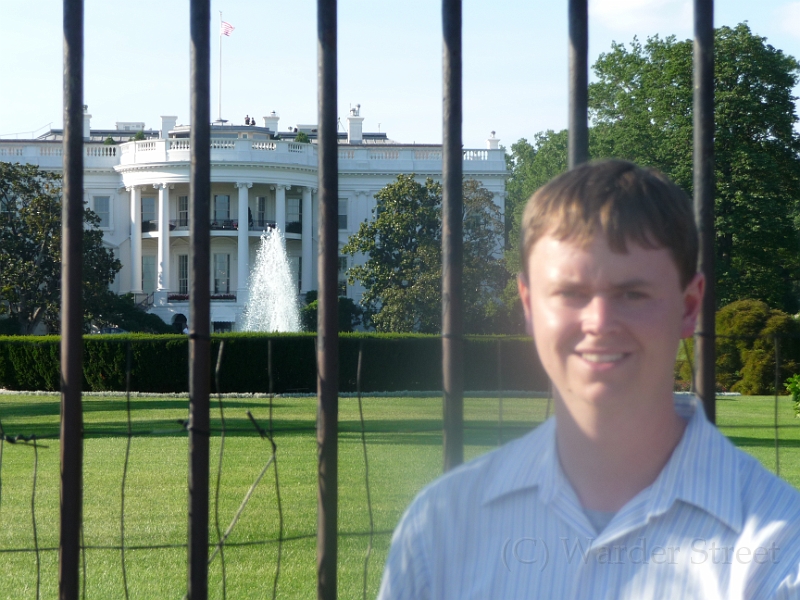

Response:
(220, 21), (234, 36)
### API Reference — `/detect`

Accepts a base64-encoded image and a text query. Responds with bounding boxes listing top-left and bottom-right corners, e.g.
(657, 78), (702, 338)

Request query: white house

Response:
(0, 106), (508, 331)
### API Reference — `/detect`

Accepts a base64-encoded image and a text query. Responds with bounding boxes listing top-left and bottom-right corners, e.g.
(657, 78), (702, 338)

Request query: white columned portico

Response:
(275, 184), (287, 237)
(155, 183), (172, 299)
(128, 186), (143, 293)
(301, 186), (314, 292)
(236, 181), (252, 304)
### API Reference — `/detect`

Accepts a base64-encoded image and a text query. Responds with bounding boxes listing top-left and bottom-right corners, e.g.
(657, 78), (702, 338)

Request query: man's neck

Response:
(554, 393), (687, 513)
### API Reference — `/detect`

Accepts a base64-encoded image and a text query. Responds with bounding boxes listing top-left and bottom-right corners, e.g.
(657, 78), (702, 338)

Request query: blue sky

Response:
(1, 0), (798, 148)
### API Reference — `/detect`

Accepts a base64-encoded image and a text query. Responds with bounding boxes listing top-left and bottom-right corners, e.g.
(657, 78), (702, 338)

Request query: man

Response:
(378, 160), (800, 599)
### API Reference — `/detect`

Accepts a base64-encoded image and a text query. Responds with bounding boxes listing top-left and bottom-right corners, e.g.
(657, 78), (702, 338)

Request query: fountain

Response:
(240, 229), (301, 332)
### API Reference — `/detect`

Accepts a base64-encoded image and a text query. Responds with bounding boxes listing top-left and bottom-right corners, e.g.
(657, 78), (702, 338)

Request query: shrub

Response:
(785, 374), (800, 418)
(678, 300), (800, 394)
(301, 292), (363, 333)
(0, 333), (548, 393)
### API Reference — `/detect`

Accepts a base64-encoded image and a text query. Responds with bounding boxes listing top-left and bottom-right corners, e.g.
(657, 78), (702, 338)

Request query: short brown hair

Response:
(519, 159), (698, 288)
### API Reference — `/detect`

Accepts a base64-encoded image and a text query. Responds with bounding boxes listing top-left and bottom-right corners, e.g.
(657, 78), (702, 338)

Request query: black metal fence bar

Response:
(188, 0), (212, 597)
(60, 0), (84, 597)
(568, 0), (589, 169)
(693, 0), (716, 424)
(316, 1), (339, 597)
(442, 0), (465, 473)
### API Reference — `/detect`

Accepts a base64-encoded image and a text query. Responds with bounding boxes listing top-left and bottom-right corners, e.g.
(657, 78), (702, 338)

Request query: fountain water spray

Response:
(241, 229), (301, 332)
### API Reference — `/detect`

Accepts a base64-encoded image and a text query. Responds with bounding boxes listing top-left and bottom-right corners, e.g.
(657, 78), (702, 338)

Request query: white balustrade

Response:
(137, 141), (156, 151)
(168, 139), (190, 151)
(251, 141), (277, 151)
(462, 149), (488, 161)
(369, 149), (400, 160)
(86, 146), (117, 157)
(287, 143), (305, 153)
(0, 147), (23, 156)
(338, 149), (356, 160)
(210, 139), (235, 149)
(414, 149), (442, 160)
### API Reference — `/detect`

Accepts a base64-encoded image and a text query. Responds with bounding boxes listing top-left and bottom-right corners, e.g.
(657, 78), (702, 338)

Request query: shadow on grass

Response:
(724, 436), (800, 448)
(0, 410), (544, 446)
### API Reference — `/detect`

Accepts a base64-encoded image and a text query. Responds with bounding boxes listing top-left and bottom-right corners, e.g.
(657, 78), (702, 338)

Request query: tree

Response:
(343, 175), (506, 333)
(299, 291), (363, 333)
(86, 292), (175, 334)
(589, 24), (800, 311)
(0, 162), (122, 334)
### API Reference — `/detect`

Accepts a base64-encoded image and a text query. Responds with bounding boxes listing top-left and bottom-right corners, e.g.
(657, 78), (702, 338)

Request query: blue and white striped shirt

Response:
(378, 396), (800, 599)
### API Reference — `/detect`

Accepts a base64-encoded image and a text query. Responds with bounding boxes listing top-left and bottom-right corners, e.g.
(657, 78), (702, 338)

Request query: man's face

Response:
(518, 232), (703, 419)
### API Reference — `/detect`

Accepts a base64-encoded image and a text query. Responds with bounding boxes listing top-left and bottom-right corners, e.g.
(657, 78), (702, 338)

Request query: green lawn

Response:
(0, 392), (796, 598)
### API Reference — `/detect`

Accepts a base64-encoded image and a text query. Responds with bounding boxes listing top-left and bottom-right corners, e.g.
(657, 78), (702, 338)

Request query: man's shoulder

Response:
(734, 436), (800, 522)
(687, 406), (800, 522)
(403, 418), (554, 524)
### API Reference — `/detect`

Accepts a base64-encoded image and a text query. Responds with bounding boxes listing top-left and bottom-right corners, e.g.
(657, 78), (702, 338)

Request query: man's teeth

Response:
(581, 353), (624, 363)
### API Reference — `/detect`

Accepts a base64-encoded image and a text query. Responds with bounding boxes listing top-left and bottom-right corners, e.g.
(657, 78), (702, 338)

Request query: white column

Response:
(275, 184), (287, 236)
(129, 186), (143, 293)
(301, 186), (313, 292)
(155, 183), (172, 293)
(236, 181), (252, 303)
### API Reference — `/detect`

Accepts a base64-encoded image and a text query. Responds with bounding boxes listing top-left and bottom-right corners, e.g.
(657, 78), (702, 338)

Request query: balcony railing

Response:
(251, 219), (277, 231)
(210, 219), (238, 231)
(168, 292), (237, 302)
(170, 218), (189, 230)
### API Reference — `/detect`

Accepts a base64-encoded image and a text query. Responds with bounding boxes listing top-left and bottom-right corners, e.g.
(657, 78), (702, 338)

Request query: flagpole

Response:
(218, 11), (223, 122)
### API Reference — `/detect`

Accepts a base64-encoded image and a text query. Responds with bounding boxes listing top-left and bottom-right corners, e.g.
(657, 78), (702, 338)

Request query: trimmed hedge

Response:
(0, 333), (548, 393)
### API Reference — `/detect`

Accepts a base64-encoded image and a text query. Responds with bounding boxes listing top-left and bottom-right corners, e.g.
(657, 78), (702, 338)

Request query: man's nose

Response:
(581, 295), (618, 334)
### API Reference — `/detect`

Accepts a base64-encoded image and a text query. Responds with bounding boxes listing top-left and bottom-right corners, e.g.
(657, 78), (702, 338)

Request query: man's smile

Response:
(578, 352), (627, 364)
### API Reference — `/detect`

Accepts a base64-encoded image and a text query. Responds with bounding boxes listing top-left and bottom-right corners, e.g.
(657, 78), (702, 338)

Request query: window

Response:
(94, 196), (110, 228)
(287, 198), (301, 233)
(214, 253), (230, 293)
(142, 255), (156, 293)
(178, 196), (188, 227)
(257, 196), (266, 224)
(338, 256), (348, 296)
(178, 254), (189, 294)
(338, 198), (348, 230)
(255, 196), (276, 228)
(213, 322), (233, 333)
(141, 197), (156, 222)
(214, 195), (230, 222)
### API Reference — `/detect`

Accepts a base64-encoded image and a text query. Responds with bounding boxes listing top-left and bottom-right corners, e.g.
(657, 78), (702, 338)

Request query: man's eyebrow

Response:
(609, 279), (654, 290)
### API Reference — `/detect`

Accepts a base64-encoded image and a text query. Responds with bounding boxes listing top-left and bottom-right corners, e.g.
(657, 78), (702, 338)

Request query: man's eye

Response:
(559, 290), (586, 300)
(623, 290), (648, 300)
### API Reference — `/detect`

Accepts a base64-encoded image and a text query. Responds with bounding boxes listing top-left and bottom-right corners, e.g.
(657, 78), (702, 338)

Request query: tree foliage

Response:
(505, 24), (800, 313)
(300, 291), (364, 333)
(343, 175), (506, 333)
(0, 162), (122, 334)
(589, 24), (800, 311)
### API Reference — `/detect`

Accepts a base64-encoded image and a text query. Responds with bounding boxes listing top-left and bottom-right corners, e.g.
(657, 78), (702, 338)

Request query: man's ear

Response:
(517, 274), (534, 336)
(680, 272), (705, 338)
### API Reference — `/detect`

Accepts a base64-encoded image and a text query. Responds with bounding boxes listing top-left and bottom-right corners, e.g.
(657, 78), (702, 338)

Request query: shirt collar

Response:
(645, 394), (743, 534)
(481, 394), (744, 534)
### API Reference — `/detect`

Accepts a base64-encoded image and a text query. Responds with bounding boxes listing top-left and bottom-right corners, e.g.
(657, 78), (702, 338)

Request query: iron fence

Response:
(17, 0), (722, 597)
(1, 333), (799, 597)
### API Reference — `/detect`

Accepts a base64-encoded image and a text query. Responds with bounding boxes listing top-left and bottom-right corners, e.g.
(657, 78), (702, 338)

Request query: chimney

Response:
(486, 131), (500, 150)
(161, 116), (178, 139)
(83, 105), (91, 139)
(347, 104), (364, 144)
(262, 111), (280, 134)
